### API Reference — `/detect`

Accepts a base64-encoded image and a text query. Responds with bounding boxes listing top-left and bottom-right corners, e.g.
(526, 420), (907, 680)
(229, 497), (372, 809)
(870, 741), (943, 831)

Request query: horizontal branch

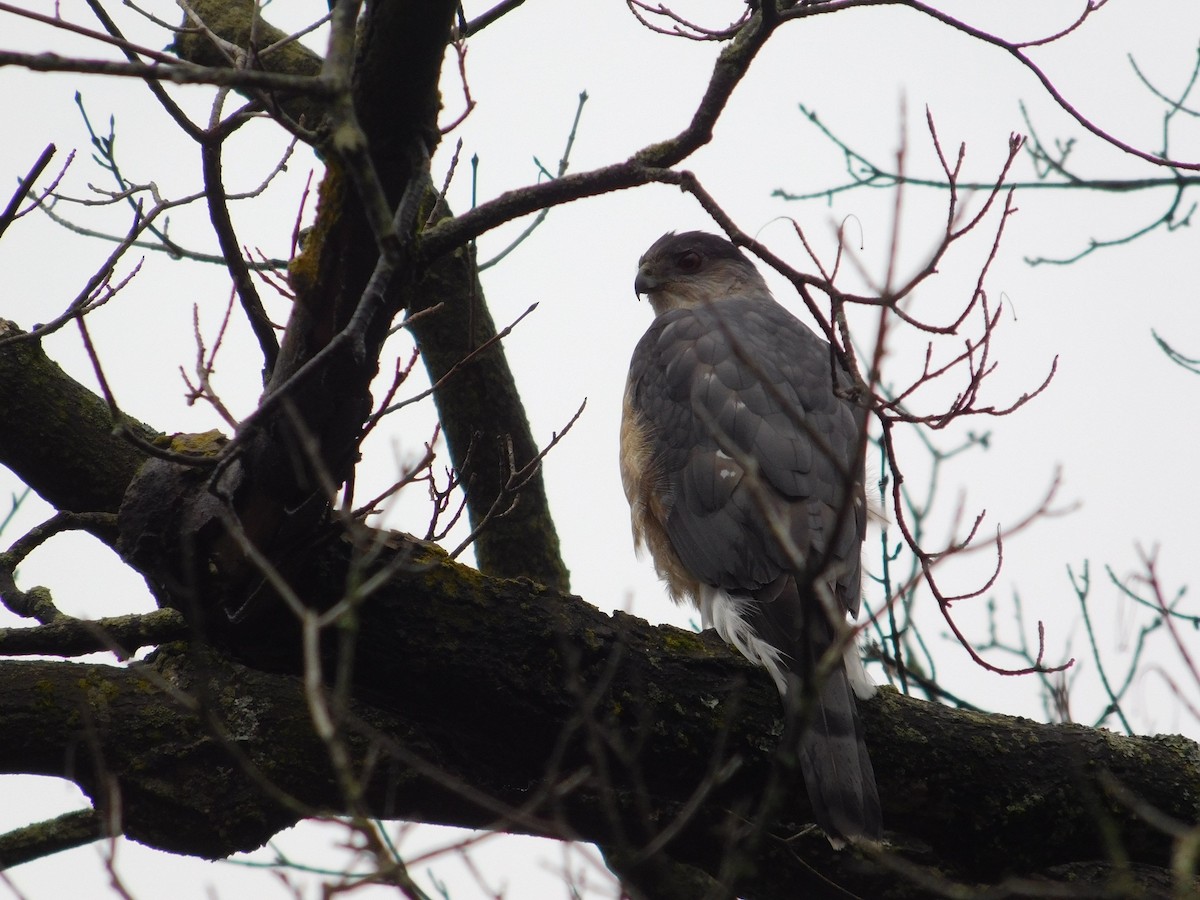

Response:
(0, 50), (333, 94)
(0, 534), (1194, 897)
(0, 609), (186, 658)
(0, 809), (104, 869)
(420, 12), (777, 260)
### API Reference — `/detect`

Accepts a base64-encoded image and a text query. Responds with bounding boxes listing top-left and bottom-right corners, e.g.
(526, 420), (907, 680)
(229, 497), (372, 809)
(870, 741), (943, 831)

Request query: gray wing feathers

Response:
(628, 296), (864, 611)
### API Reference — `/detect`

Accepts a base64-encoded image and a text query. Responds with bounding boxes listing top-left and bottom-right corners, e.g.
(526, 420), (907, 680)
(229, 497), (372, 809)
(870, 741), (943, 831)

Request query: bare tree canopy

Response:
(1, 2), (1198, 898)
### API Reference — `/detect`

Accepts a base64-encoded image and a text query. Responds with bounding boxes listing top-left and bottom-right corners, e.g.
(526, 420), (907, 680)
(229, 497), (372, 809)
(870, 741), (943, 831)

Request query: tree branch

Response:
(0, 809), (104, 870)
(0, 537), (1194, 897)
(0, 609), (187, 658)
(405, 234), (571, 589)
(0, 320), (152, 522)
(169, 0), (572, 590)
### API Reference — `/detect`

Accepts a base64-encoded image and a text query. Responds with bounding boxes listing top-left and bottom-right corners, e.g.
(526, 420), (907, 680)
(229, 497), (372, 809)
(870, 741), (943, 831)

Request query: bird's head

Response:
(634, 231), (771, 315)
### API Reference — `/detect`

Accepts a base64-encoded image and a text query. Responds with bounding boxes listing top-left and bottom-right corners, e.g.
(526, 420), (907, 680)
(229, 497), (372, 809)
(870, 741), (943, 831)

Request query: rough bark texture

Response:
(0, 530), (1196, 897)
(0, 320), (153, 518)
(222, 0), (458, 589)
(173, 0), (569, 593)
(168, 2), (326, 135)
(1, 320), (1198, 893)
(407, 235), (571, 590)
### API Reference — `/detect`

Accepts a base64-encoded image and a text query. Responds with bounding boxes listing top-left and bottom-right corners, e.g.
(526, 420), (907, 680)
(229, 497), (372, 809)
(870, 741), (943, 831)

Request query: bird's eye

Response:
(677, 250), (702, 272)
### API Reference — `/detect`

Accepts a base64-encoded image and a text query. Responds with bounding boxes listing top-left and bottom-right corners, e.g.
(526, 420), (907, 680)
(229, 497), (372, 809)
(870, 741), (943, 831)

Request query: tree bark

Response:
(1, 530), (1195, 897)
(407, 233), (571, 590)
(173, 0), (571, 593)
(0, 320), (152, 519)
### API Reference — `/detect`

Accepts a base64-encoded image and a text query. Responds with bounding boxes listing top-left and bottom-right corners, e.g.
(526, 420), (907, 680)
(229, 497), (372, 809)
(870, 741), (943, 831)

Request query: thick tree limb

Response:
(144, 0), (467, 613)
(1, 534), (1194, 897)
(406, 236), (570, 589)
(167, 1), (326, 137)
(171, 0), (571, 591)
(0, 320), (151, 522)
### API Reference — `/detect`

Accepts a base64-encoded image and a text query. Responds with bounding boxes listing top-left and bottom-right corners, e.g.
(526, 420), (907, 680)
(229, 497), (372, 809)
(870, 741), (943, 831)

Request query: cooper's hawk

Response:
(620, 231), (881, 842)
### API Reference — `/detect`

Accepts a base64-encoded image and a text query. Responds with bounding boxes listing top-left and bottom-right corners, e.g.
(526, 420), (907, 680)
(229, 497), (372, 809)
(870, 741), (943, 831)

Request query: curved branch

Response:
(200, 135), (280, 377)
(896, 0), (1200, 170)
(420, 10), (778, 261)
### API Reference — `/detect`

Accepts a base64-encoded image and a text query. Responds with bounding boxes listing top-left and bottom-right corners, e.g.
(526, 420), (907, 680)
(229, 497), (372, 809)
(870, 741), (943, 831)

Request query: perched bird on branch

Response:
(619, 230), (881, 842)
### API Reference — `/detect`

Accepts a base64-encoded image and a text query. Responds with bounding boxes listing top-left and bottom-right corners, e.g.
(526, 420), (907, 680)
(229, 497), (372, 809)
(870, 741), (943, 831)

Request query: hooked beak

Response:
(634, 265), (660, 299)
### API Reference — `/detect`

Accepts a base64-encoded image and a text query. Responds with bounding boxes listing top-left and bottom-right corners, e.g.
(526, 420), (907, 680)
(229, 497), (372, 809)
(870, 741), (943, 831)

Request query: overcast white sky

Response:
(2, 1), (1198, 897)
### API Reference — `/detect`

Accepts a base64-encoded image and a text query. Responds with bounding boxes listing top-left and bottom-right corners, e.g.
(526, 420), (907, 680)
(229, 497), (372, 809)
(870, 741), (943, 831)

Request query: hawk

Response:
(619, 230), (881, 842)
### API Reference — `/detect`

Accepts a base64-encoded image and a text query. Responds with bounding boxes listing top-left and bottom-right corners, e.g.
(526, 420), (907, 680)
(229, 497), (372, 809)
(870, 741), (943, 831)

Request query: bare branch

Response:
(0, 810), (105, 870)
(0, 143), (55, 240)
(0, 609), (187, 658)
(0, 48), (336, 93)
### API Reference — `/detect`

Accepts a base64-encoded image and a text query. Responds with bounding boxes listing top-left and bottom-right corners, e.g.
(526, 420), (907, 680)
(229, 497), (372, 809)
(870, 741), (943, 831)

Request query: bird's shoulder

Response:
(627, 294), (841, 410)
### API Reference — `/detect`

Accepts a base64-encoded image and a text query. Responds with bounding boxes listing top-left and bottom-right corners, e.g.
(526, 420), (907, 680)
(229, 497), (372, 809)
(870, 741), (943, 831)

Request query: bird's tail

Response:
(700, 581), (881, 841)
(794, 659), (881, 843)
